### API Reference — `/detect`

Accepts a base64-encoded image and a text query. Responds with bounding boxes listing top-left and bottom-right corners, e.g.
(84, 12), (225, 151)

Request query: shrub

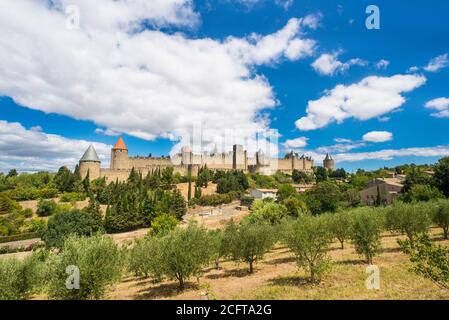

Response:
(432, 199), (449, 239)
(60, 192), (86, 203)
(127, 237), (164, 279)
(351, 209), (383, 264)
(149, 213), (178, 236)
(0, 253), (45, 300)
(36, 199), (58, 217)
(399, 234), (449, 289)
(276, 184), (297, 201)
(284, 216), (333, 282)
(46, 235), (123, 300)
(386, 202), (432, 246)
(247, 201), (288, 225)
(401, 184), (444, 203)
(226, 221), (275, 273)
(327, 211), (353, 249)
(240, 196), (255, 208)
(38, 188), (59, 199)
(0, 193), (21, 215)
(159, 223), (213, 290)
(282, 197), (309, 217)
(41, 210), (94, 248)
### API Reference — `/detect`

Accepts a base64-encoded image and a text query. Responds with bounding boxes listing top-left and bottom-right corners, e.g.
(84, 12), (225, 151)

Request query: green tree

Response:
(127, 237), (164, 279)
(327, 211), (353, 249)
(292, 170), (308, 184)
(159, 223), (213, 290)
(248, 201), (288, 225)
(432, 199), (449, 239)
(209, 229), (226, 269)
(150, 213), (179, 236)
(306, 181), (341, 215)
(36, 199), (58, 217)
(401, 184), (444, 203)
(282, 197), (309, 217)
(314, 166), (328, 182)
(276, 184), (297, 201)
(84, 195), (103, 232)
(284, 215), (333, 282)
(433, 157), (449, 197)
(169, 189), (186, 219)
(41, 210), (94, 248)
(46, 235), (123, 300)
(351, 209), (383, 264)
(0, 193), (21, 215)
(403, 167), (432, 192)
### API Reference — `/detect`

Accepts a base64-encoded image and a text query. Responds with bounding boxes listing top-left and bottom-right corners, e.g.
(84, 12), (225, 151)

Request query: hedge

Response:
(0, 232), (39, 244)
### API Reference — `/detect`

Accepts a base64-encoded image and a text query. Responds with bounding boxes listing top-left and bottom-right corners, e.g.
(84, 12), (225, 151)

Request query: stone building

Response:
(323, 153), (335, 171)
(79, 137), (316, 182)
(360, 177), (404, 206)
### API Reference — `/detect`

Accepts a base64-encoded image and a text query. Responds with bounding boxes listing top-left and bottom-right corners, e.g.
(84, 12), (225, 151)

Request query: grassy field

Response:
(104, 228), (449, 300)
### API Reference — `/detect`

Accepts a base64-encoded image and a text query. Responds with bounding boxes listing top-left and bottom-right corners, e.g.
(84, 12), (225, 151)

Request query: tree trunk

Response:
(340, 240), (344, 250)
(444, 227), (448, 240)
(178, 276), (184, 291)
(249, 261), (253, 273)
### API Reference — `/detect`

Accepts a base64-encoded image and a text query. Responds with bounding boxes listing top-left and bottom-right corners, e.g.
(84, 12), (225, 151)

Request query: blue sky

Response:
(0, 0), (448, 172)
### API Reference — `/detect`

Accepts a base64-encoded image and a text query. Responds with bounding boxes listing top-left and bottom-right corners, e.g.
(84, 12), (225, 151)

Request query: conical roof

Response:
(324, 153), (333, 161)
(113, 137), (127, 150)
(80, 145), (101, 163)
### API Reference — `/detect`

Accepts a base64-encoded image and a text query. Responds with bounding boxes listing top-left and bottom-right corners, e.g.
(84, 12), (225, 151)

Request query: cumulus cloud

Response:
(283, 137), (308, 149)
(0, 120), (111, 172)
(425, 97), (449, 118)
(0, 0), (317, 156)
(362, 131), (393, 143)
(295, 74), (427, 131)
(316, 142), (365, 153)
(311, 52), (367, 76)
(424, 54), (449, 72)
(375, 59), (390, 70)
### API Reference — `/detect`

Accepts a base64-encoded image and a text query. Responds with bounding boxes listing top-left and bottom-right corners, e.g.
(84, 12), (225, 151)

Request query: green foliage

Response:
(189, 192), (237, 207)
(283, 215), (333, 282)
(330, 168), (347, 179)
(83, 196), (103, 233)
(54, 166), (82, 193)
(240, 195), (255, 208)
(292, 170), (312, 184)
(216, 170), (248, 194)
(386, 202), (432, 245)
(225, 221), (275, 273)
(401, 184), (444, 203)
(196, 166), (211, 188)
(247, 173), (277, 189)
(314, 167), (328, 182)
(127, 237), (164, 279)
(248, 201), (288, 225)
(433, 157), (449, 197)
(399, 234), (449, 289)
(209, 229), (226, 269)
(0, 253), (46, 300)
(403, 167), (432, 192)
(276, 184), (297, 201)
(432, 199), (449, 239)
(343, 188), (361, 208)
(305, 181), (342, 215)
(0, 193), (21, 215)
(169, 189), (186, 219)
(60, 192), (86, 203)
(282, 197), (309, 217)
(158, 223), (213, 289)
(326, 211), (353, 249)
(46, 235), (123, 300)
(350, 208), (384, 264)
(36, 199), (58, 217)
(41, 210), (94, 248)
(150, 213), (179, 236)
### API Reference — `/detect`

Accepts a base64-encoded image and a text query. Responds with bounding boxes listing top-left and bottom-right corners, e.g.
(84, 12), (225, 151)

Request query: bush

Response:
(0, 193), (21, 215)
(240, 196), (255, 208)
(399, 234), (449, 289)
(351, 209), (384, 264)
(226, 221), (275, 273)
(247, 201), (288, 225)
(386, 202), (432, 246)
(327, 211), (353, 249)
(284, 216), (333, 282)
(282, 197), (309, 217)
(305, 182), (341, 215)
(276, 184), (297, 201)
(401, 184), (444, 203)
(127, 237), (164, 279)
(149, 214), (178, 236)
(36, 199), (58, 217)
(190, 193), (235, 207)
(60, 192), (86, 203)
(41, 210), (94, 248)
(159, 223), (213, 290)
(432, 199), (449, 239)
(46, 235), (123, 300)
(38, 188), (59, 199)
(0, 253), (45, 300)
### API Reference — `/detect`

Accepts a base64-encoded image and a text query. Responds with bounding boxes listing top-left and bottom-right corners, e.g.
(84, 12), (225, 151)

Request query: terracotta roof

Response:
(113, 137), (127, 150)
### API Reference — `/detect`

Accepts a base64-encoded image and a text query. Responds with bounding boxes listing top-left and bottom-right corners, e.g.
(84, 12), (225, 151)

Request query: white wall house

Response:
(251, 188), (278, 200)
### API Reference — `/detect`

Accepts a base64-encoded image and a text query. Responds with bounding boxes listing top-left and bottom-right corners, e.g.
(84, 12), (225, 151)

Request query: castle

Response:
(79, 137), (333, 182)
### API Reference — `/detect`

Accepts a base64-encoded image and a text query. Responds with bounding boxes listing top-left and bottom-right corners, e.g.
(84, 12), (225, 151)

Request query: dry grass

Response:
(176, 182), (218, 200)
(106, 228), (449, 300)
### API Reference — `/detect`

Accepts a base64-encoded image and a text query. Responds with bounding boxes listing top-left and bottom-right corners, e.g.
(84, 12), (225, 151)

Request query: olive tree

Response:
(46, 235), (123, 300)
(351, 209), (384, 264)
(327, 211), (353, 249)
(432, 199), (449, 239)
(284, 216), (333, 282)
(127, 236), (164, 280)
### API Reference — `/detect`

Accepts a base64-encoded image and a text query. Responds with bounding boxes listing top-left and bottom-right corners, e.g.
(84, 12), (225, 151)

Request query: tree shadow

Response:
(134, 281), (199, 300)
(268, 275), (315, 287)
(263, 255), (296, 265)
(381, 247), (403, 254)
(205, 267), (251, 279)
(337, 259), (366, 266)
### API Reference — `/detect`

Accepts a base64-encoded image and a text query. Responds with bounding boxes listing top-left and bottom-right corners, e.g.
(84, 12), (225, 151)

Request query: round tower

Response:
(323, 153), (335, 171)
(110, 137), (129, 170)
(79, 144), (101, 180)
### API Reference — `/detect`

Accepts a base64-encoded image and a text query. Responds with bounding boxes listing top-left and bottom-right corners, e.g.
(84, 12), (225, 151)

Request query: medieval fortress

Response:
(79, 137), (334, 182)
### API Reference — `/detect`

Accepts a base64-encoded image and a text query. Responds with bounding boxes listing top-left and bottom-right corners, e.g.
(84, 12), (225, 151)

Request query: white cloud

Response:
(0, 120), (111, 172)
(0, 0), (317, 156)
(362, 131), (393, 143)
(425, 97), (449, 118)
(275, 0), (295, 10)
(375, 59), (390, 70)
(295, 74), (427, 131)
(311, 52), (367, 76)
(424, 54), (449, 72)
(408, 66), (419, 73)
(334, 138), (352, 143)
(283, 137), (308, 149)
(316, 142), (365, 153)
(95, 128), (120, 137)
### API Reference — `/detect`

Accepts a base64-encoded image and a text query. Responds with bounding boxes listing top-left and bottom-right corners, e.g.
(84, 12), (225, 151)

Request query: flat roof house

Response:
(251, 188), (278, 200)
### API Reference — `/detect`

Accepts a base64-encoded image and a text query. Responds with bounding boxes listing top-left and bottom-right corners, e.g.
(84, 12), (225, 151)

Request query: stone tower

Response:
(323, 153), (335, 171)
(233, 144), (245, 170)
(79, 144), (101, 180)
(111, 137), (129, 170)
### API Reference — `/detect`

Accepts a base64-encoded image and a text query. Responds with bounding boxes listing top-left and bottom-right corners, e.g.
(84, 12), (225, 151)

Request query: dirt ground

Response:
(106, 228), (449, 300)
(176, 182), (218, 200)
